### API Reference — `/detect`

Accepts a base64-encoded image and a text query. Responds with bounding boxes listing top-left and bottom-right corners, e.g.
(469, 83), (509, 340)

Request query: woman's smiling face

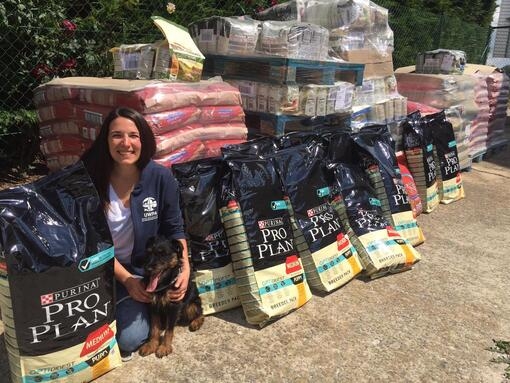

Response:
(108, 116), (142, 166)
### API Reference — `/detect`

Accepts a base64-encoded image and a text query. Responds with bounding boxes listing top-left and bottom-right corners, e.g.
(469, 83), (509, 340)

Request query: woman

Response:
(81, 106), (190, 360)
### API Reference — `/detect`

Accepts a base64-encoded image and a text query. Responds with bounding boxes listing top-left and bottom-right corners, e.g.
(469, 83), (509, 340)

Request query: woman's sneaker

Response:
(120, 350), (133, 362)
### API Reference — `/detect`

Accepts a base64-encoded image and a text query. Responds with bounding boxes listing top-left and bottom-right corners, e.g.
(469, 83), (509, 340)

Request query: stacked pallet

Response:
(33, 77), (247, 171)
(469, 74), (490, 158)
(190, 16), (364, 136)
(394, 71), (479, 170)
(251, 0), (408, 148)
(485, 71), (509, 150)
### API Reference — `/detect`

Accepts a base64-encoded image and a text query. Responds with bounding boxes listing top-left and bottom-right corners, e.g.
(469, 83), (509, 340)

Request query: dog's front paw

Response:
(189, 315), (205, 332)
(155, 344), (173, 358)
(138, 341), (158, 357)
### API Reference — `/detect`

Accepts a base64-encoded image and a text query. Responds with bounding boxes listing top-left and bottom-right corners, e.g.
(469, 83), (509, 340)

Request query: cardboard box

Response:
(363, 60), (394, 79)
(340, 48), (393, 64)
(340, 48), (394, 79)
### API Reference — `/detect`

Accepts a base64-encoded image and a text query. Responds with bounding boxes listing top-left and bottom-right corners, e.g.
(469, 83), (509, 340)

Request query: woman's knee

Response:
(116, 299), (150, 352)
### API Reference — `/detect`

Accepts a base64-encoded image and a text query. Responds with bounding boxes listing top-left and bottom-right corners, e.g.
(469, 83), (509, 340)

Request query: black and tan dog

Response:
(138, 236), (204, 358)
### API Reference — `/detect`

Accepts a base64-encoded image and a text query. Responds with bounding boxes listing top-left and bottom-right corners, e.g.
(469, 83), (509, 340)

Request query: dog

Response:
(138, 235), (204, 358)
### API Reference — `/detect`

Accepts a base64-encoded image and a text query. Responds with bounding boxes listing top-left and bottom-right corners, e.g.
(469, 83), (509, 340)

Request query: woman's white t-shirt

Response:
(107, 184), (134, 265)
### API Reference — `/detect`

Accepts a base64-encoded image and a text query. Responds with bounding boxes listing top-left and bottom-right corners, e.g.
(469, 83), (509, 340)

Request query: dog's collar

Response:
(152, 266), (182, 293)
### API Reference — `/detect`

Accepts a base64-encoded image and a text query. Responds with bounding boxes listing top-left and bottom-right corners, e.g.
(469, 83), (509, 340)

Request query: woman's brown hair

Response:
(80, 106), (156, 209)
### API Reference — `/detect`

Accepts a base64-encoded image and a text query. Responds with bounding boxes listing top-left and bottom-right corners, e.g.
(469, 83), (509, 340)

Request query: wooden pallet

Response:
(484, 140), (509, 159)
(245, 111), (351, 137)
(203, 54), (365, 86)
(469, 150), (487, 164)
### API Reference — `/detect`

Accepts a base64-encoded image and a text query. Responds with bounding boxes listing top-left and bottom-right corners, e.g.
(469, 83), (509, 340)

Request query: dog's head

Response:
(143, 236), (183, 294)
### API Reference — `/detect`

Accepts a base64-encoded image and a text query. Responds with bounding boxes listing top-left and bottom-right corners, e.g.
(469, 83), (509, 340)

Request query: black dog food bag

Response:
(173, 158), (240, 315)
(327, 133), (421, 279)
(424, 110), (465, 204)
(0, 162), (121, 383)
(353, 125), (425, 246)
(220, 146), (312, 327)
(270, 141), (362, 292)
(402, 111), (440, 213)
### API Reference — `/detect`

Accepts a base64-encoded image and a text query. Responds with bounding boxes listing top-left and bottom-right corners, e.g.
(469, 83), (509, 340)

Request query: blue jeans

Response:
(116, 281), (150, 352)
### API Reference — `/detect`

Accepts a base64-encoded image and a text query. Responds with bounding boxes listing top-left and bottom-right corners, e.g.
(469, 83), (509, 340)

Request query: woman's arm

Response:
(166, 238), (190, 301)
(114, 258), (152, 303)
(158, 168), (190, 301)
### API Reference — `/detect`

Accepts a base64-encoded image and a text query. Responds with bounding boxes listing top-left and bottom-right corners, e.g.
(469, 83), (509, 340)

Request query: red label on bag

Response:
(337, 233), (349, 252)
(285, 255), (301, 274)
(386, 226), (400, 237)
(80, 324), (114, 357)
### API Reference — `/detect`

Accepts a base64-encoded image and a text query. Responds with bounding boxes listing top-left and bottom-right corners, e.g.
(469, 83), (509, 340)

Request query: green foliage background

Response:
(0, 0), (497, 171)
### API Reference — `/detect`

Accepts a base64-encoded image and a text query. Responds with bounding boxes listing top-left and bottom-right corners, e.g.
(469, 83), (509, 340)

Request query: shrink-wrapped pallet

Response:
(33, 77), (247, 171)
(416, 49), (466, 75)
(395, 72), (479, 169)
(227, 80), (354, 116)
(258, 20), (329, 60)
(189, 17), (260, 56)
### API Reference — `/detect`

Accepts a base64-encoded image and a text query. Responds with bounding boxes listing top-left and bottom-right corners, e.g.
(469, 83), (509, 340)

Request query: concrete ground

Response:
(1, 146), (509, 383)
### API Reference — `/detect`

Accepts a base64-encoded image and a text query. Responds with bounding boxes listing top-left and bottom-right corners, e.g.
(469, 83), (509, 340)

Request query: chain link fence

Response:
(380, 1), (490, 70)
(0, 1), (493, 112)
(0, 0), (493, 169)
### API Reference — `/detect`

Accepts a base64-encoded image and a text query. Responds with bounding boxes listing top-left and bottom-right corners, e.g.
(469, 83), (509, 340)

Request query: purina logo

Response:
(40, 278), (100, 306)
(142, 197), (158, 222)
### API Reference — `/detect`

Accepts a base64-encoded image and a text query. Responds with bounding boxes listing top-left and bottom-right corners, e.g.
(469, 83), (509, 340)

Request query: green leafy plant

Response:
(488, 339), (510, 380)
(0, 109), (39, 173)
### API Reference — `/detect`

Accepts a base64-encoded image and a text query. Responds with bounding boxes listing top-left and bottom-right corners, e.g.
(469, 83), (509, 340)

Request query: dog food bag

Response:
(356, 160), (394, 226)
(402, 111), (440, 213)
(0, 162), (121, 383)
(222, 135), (278, 157)
(423, 110), (466, 204)
(353, 125), (425, 246)
(396, 151), (423, 218)
(220, 151), (312, 327)
(271, 141), (362, 292)
(173, 158), (240, 315)
(327, 133), (421, 279)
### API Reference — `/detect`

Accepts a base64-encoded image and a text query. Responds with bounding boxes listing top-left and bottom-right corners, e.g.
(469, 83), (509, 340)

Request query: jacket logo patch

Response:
(142, 197), (158, 222)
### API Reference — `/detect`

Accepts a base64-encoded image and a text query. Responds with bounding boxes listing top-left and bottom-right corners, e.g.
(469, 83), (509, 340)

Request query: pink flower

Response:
(30, 63), (53, 79)
(61, 19), (77, 36)
(270, 0), (278, 6)
(58, 58), (77, 70)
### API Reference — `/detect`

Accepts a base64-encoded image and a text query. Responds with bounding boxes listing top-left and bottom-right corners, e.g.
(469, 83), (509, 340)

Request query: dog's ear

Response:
(145, 236), (158, 251)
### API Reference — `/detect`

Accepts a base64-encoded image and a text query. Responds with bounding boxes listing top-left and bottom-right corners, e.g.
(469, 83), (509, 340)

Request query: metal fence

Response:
(382, 2), (490, 70)
(0, 1), (492, 112)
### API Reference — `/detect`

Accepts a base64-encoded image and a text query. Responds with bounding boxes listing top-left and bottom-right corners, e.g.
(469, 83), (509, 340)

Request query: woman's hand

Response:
(167, 265), (190, 302)
(114, 258), (152, 303)
(166, 238), (191, 302)
(124, 276), (153, 303)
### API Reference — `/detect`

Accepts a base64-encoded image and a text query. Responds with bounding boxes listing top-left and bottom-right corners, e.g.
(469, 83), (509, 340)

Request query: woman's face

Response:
(108, 116), (142, 167)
